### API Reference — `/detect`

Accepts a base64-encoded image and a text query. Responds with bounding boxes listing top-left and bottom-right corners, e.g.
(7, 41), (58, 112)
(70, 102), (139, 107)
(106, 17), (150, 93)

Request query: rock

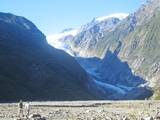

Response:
(141, 116), (154, 120)
(29, 113), (46, 120)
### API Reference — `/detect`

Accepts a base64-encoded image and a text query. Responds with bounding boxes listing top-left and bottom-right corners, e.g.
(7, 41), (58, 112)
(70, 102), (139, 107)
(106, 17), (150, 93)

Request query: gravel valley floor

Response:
(1, 100), (160, 120)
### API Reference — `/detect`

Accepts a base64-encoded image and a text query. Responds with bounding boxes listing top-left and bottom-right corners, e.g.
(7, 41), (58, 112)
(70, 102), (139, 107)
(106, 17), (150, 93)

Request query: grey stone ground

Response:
(0, 100), (160, 120)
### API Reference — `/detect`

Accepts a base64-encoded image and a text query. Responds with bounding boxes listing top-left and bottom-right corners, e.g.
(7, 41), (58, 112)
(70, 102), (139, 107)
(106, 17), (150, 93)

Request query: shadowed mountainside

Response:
(77, 50), (153, 100)
(0, 12), (95, 101)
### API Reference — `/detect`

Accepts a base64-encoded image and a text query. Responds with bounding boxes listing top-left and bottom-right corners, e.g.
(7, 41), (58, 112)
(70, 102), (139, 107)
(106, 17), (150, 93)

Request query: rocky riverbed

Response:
(0, 100), (160, 120)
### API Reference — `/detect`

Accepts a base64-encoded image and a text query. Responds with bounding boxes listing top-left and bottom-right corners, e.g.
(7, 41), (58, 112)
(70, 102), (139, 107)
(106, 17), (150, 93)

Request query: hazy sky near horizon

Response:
(0, 0), (147, 35)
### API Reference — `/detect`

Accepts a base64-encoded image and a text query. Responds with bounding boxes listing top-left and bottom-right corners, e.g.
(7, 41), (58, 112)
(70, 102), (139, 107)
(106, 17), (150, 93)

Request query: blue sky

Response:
(0, 0), (147, 35)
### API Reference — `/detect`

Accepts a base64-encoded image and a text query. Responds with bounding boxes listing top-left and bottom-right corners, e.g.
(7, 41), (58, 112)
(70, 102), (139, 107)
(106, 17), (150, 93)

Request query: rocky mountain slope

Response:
(76, 50), (152, 100)
(0, 12), (95, 101)
(79, 0), (160, 99)
(71, 14), (129, 57)
(47, 13), (128, 57)
(47, 0), (160, 99)
(117, 0), (160, 99)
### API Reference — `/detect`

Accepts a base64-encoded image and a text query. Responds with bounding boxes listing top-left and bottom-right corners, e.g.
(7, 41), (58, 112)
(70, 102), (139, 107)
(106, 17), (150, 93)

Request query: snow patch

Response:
(96, 13), (129, 22)
(46, 29), (79, 56)
(47, 29), (79, 42)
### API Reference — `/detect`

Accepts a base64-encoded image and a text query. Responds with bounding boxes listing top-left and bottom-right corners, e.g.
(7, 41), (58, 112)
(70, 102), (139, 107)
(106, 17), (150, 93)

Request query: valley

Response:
(1, 100), (160, 120)
(0, 0), (160, 102)
(47, 0), (160, 100)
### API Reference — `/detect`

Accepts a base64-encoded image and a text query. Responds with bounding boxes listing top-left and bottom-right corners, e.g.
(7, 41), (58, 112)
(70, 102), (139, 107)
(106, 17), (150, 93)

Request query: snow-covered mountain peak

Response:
(47, 28), (79, 56)
(96, 13), (129, 22)
(47, 13), (129, 57)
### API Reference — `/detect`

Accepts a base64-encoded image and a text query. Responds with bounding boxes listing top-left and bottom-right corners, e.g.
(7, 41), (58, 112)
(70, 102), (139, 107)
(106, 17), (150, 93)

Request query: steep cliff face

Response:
(68, 0), (160, 58)
(0, 12), (94, 101)
(117, 1), (160, 98)
(46, 0), (160, 99)
(47, 14), (128, 57)
(70, 14), (128, 57)
(94, 0), (160, 98)
(76, 50), (153, 100)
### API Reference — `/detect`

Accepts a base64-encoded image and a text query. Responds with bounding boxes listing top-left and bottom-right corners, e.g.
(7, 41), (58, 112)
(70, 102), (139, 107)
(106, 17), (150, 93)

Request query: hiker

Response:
(18, 100), (23, 118)
(25, 102), (30, 118)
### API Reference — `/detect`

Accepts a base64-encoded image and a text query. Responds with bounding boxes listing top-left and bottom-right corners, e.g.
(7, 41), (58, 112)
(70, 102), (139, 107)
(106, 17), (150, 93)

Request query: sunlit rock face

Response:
(47, 13), (128, 57)
(75, 0), (160, 99)
(47, 6), (158, 100)
(46, 0), (160, 100)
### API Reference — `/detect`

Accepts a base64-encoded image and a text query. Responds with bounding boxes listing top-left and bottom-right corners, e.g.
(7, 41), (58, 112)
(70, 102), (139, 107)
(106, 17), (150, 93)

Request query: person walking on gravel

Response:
(25, 102), (30, 118)
(18, 100), (23, 118)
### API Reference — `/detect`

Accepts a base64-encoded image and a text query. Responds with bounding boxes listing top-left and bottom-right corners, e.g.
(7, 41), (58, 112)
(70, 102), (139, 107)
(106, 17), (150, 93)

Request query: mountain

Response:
(0, 12), (95, 101)
(76, 0), (160, 99)
(47, 13), (128, 57)
(47, 0), (160, 99)
(47, 11), (154, 99)
(117, 0), (160, 99)
(47, 28), (79, 56)
(76, 50), (152, 100)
